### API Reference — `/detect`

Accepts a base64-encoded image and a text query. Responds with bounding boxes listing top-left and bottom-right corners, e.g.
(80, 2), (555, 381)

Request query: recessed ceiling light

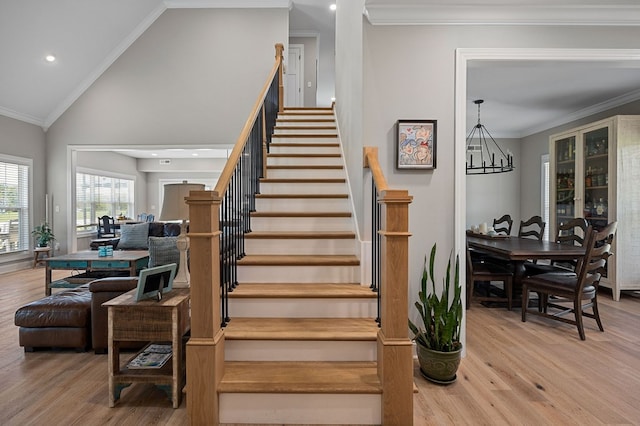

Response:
(151, 153), (158, 156)
(329, 4), (336, 11)
(192, 153), (199, 157)
(45, 55), (56, 62)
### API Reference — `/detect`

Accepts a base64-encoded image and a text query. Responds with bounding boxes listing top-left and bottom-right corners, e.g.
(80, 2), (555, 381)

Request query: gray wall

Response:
(0, 116), (46, 270)
(466, 138), (521, 231)
(357, 23), (640, 332)
(45, 8), (288, 254)
(335, 0), (365, 238)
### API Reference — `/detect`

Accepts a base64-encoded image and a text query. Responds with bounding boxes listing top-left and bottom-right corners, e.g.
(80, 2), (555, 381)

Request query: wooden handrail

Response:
(213, 43), (284, 199)
(363, 146), (388, 192)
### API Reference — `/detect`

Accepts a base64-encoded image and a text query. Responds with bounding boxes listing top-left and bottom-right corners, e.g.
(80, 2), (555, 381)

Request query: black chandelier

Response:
(466, 99), (514, 175)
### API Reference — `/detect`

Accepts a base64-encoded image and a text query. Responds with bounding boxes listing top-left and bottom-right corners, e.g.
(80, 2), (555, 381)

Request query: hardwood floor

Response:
(1, 267), (639, 425)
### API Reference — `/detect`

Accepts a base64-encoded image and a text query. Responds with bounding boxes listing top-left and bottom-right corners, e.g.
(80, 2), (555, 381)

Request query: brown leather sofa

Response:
(15, 276), (141, 353)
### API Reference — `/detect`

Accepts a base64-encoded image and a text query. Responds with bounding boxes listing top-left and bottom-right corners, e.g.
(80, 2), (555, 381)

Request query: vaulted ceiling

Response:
(2, 0), (640, 141)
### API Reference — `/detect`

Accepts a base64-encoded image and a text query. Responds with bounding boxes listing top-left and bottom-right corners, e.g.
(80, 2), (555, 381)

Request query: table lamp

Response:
(159, 181), (205, 288)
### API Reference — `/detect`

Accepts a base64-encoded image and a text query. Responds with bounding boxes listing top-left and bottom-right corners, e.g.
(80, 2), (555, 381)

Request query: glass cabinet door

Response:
(582, 126), (609, 233)
(554, 135), (576, 234)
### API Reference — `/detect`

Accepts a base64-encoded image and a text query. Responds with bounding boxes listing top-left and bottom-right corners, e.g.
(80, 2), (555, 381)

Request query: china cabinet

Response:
(550, 115), (640, 301)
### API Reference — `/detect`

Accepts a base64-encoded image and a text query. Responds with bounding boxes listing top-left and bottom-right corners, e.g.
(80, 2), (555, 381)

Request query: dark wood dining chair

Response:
(492, 214), (513, 236)
(518, 215), (545, 241)
(97, 215), (116, 238)
(525, 218), (589, 276)
(521, 222), (617, 340)
(466, 242), (513, 310)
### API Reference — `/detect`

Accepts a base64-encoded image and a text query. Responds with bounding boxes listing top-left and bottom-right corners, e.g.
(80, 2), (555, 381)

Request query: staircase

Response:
(217, 107), (383, 425)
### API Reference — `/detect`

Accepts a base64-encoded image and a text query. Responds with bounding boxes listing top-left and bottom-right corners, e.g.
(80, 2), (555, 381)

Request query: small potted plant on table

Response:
(32, 222), (55, 248)
(409, 243), (463, 384)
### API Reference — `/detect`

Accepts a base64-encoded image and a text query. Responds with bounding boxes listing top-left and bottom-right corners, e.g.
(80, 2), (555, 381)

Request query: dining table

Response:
(466, 233), (586, 300)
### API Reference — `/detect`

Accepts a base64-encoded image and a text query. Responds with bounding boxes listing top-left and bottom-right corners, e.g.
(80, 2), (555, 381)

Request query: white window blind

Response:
(0, 156), (31, 253)
(76, 171), (134, 231)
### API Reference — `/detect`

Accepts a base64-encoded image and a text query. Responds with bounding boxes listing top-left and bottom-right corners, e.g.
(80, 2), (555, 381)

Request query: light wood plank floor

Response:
(1, 267), (639, 425)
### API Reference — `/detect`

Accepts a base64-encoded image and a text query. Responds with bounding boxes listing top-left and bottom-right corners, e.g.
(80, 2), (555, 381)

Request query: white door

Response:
(286, 44), (304, 107)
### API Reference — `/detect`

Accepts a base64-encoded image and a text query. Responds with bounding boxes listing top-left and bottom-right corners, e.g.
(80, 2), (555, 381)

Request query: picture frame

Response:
(396, 119), (437, 170)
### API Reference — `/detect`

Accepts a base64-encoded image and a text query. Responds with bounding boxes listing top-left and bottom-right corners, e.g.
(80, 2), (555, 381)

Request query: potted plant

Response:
(32, 222), (55, 247)
(408, 243), (463, 384)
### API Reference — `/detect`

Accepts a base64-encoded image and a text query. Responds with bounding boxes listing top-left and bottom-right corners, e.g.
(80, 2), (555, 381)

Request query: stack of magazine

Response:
(127, 343), (172, 369)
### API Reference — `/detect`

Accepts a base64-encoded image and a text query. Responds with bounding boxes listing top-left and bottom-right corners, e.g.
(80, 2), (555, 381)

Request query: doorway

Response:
(286, 44), (304, 107)
(455, 48), (640, 271)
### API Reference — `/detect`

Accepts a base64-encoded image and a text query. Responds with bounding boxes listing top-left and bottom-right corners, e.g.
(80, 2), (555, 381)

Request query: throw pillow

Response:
(148, 236), (180, 268)
(117, 222), (150, 250)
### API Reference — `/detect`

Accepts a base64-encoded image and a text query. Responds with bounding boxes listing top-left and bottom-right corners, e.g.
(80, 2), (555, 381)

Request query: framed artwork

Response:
(396, 119), (437, 170)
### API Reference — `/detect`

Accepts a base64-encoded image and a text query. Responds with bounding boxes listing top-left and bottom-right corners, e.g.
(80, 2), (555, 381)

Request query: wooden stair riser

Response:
(271, 135), (338, 144)
(255, 197), (350, 212)
(238, 265), (360, 283)
(244, 238), (357, 255)
(228, 298), (377, 318)
(259, 181), (346, 194)
(251, 216), (353, 232)
(269, 144), (341, 155)
(274, 127), (337, 135)
(267, 155), (343, 166)
(265, 167), (343, 179)
(219, 394), (381, 425)
(224, 340), (377, 362)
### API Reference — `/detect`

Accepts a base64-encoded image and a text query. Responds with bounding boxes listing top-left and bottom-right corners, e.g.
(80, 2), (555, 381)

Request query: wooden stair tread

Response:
(229, 283), (375, 298)
(269, 142), (340, 147)
(219, 361), (381, 394)
(250, 212), (351, 218)
(224, 318), (378, 340)
(259, 178), (345, 183)
(268, 153), (341, 157)
(255, 193), (348, 199)
(274, 126), (337, 130)
(245, 230), (355, 238)
(238, 254), (359, 266)
(271, 134), (337, 138)
(280, 111), (334, 115)
(266, 164), (343, 169)
(283, 107), (333, 111)
(276, 118), (335, 123)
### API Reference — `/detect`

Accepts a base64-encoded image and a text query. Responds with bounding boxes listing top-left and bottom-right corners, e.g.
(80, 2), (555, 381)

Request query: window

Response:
(0, 155), (31, 254)
(541, 154), (550, 241)
(76, 170), (135, 232)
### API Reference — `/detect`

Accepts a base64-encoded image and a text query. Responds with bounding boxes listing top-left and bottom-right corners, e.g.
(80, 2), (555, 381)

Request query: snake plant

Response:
(408, 243), (463, 352)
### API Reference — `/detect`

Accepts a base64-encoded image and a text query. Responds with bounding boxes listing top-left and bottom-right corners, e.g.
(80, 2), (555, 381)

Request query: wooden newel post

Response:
(275, 43), (284, 113)
(186, 190), (224, 425)
(377, 189), (414, 426)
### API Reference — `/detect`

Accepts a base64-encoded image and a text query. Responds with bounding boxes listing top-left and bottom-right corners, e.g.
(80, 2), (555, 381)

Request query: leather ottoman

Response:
(14, 285), (91, 351)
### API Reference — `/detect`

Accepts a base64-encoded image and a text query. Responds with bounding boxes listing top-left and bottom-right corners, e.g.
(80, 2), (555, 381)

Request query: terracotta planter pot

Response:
(416, 343), (462, 384)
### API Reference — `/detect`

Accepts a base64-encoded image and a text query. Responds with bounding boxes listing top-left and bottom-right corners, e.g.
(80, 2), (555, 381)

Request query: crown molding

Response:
(364, 4), (640, 26)
(520, 87), (640, 137)
(0, 106), (44, 128)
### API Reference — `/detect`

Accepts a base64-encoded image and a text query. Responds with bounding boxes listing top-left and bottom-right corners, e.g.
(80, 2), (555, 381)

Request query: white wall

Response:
(45, 8), (288, 254)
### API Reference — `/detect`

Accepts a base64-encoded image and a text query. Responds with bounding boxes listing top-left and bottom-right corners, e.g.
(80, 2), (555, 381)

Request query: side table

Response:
(33, 247), (51, 268)
(104, 288), (190, 408)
